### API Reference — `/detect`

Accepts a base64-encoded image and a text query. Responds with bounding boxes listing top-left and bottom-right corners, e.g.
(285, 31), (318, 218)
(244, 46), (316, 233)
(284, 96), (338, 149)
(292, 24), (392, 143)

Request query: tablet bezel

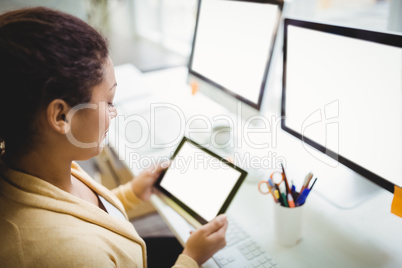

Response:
(155, 137), (248, 226)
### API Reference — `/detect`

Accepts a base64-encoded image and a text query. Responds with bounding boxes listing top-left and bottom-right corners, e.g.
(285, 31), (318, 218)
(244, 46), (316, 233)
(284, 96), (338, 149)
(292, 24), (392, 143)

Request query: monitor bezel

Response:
(281, 18), (402, 193)
(188, 0), (284, 111)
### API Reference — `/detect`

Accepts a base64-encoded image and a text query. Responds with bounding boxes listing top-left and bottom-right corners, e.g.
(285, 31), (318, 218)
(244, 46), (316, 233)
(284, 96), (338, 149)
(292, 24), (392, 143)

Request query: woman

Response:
(0, 7), (227, 267)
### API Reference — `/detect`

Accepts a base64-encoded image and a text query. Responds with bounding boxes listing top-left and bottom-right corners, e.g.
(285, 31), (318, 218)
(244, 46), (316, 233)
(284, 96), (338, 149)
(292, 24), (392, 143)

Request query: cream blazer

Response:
(0, 162), (197, 267)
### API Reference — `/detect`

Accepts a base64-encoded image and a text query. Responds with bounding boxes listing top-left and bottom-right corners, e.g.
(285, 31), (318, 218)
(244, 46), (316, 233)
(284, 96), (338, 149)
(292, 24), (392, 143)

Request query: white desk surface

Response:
(109, 64), (402, 268)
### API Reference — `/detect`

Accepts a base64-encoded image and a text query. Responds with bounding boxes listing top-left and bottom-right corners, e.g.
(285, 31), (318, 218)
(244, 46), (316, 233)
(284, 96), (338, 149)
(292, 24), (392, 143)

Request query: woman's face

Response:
(67, 58), (117, 160)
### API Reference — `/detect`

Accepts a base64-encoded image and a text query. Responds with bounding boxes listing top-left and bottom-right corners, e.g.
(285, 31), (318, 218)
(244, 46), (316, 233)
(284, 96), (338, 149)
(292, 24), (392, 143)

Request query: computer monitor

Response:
(188, 0), (283, 120)
(282, 18), (402, 207)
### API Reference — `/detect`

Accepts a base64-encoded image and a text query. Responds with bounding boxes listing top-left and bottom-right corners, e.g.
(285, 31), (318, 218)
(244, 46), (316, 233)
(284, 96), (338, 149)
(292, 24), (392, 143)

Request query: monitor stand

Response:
(313, 166), (381, 209)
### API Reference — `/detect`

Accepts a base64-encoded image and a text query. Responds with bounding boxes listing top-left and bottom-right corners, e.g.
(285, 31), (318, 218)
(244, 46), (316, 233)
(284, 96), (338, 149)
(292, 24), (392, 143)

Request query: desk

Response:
(108, 64), (402, 268)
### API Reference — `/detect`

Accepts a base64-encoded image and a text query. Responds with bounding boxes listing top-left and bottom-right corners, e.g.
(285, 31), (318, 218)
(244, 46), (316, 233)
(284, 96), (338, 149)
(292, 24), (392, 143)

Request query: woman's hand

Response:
(182, 215), (228, 265)
(131, 163), (168, 201)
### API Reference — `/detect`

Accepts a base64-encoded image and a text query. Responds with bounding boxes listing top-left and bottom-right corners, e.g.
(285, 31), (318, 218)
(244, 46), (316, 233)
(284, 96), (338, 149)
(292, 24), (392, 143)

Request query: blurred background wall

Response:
(0, 0), (400, 71)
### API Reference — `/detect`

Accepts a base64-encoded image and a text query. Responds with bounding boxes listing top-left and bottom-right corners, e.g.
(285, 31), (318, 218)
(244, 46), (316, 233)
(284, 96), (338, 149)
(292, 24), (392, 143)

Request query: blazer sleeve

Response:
(112, 181), (143, 212)
(172, 254), (199, 268)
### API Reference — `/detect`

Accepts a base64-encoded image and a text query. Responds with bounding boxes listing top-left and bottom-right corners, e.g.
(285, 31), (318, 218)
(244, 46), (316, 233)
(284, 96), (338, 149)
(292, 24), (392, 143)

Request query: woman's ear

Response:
(46, 99), (71, 134)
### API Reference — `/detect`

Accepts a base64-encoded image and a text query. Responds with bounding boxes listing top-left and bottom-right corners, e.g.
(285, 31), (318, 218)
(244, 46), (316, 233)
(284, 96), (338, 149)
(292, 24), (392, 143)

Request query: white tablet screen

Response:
(160, 141), (242, 222)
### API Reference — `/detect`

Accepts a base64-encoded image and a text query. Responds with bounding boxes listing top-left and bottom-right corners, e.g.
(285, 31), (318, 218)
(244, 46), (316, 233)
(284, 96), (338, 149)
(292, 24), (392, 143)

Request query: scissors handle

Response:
(258, 180), (279, 204)
(258, 180), (272, 195)
(270, 171), (285, 185)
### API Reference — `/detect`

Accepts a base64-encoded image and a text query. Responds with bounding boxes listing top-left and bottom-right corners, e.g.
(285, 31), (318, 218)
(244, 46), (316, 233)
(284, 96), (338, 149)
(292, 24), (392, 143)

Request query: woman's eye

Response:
(107, 103), (117, 117)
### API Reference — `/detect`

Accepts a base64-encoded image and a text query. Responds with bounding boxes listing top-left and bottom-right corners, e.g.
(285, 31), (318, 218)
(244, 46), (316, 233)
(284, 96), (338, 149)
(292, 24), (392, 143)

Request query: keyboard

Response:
(212, 217), (280, 268)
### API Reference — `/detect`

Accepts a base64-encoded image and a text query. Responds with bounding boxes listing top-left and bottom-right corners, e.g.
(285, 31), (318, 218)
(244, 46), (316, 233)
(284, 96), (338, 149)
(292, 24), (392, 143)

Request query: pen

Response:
(287, 193), (295, 208)
(267, 184), (278, 204)
(279, 183), (288, 207)
(275, 184), (285, 206)
(281, 163), (291, 195)
(266, 179), (279, 203)
(309, 178), (317, 190)
(268, 179), (275, 189)
(292, 191), (300, 202)
(300, 172), (313, 194)
(281, 193), (289, 207)
(295, 188), (310, 206)
(290, 180), (298, 200)
(274, 190), (280, 203)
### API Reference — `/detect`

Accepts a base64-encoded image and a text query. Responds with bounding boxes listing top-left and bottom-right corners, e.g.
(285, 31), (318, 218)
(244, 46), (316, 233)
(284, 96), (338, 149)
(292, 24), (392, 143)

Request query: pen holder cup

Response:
(273, 203), (304, 247)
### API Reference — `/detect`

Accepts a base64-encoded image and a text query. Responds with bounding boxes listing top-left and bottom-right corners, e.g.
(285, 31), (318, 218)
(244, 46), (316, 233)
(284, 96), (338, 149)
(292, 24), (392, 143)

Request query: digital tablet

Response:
(155, 137), (247, 227)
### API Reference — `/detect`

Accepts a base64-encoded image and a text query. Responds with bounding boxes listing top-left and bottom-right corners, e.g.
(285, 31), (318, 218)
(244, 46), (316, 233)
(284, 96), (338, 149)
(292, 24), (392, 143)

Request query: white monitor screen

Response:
(284, 22), (402, 188)
(190, 0), (281, 107)
(160, 140), (243, 222)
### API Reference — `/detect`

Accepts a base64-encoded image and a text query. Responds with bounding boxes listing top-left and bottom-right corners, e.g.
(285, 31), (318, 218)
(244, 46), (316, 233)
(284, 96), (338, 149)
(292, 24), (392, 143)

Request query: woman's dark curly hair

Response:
(0, 7), (109, 165)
